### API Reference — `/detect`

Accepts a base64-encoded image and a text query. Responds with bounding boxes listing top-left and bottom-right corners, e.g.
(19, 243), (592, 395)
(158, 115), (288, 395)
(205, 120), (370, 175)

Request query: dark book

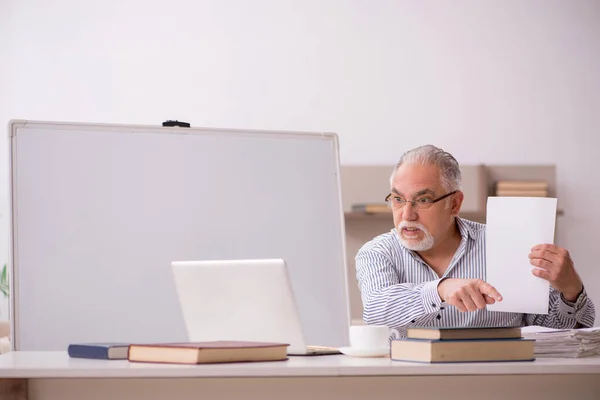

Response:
(68, 343), (130, 360)
(407, 326), (522, 340)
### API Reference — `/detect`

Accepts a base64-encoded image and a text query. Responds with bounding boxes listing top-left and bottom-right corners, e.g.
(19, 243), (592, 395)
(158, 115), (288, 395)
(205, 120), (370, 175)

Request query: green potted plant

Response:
(0, 264), (7, 298)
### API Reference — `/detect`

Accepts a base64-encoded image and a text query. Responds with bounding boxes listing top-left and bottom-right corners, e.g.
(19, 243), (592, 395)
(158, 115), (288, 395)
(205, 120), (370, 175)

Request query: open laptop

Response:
(170, 258), (342, 356)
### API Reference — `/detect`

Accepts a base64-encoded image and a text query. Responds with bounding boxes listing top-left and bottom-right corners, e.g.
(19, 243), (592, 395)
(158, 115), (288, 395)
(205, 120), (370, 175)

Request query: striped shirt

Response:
(355, 217), (596, 338)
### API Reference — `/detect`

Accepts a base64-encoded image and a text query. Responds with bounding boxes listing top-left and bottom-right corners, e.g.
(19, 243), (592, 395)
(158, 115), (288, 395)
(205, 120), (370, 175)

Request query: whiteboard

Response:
(8, 120), (350, 351)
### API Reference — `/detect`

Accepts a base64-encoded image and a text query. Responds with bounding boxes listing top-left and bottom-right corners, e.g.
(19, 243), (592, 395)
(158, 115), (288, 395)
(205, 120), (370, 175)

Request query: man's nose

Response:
(402, 202), (418, 221)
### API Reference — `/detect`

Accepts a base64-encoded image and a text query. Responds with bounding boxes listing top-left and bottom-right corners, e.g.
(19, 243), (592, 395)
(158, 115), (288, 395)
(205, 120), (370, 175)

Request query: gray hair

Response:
(389, 145), (462, 192)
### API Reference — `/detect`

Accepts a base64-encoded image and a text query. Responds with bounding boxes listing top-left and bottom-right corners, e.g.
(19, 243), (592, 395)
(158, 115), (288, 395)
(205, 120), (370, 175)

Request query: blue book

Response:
(67, 343), (130, 360)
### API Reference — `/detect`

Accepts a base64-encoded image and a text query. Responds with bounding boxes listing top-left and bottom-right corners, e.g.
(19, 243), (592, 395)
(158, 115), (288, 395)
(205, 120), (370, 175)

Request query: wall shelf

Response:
(344, 209), (562, 221)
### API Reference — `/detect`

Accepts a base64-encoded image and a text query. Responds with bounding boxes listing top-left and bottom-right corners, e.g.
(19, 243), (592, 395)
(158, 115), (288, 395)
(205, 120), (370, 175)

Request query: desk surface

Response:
(0, 352), (599, 378)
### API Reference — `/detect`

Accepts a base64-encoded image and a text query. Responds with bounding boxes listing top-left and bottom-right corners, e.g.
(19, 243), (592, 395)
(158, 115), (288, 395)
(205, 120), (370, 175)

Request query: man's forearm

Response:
(362, 279), (445, 328)
(525, 288), (595, 328)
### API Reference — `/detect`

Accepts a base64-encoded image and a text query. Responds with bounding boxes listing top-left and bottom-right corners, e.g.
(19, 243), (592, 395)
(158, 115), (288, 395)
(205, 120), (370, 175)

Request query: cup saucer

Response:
(338, 346), (389, 358)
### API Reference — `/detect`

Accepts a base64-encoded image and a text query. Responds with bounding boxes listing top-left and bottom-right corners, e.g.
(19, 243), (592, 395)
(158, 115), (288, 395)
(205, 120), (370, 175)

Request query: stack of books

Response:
(521, 325), (600, 358)
(494, 180), (549, 197)
(390, 326), (535, 363)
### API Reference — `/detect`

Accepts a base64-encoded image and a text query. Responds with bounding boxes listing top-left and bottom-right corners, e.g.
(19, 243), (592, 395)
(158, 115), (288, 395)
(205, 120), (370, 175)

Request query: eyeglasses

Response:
(384, 191), (457, 210)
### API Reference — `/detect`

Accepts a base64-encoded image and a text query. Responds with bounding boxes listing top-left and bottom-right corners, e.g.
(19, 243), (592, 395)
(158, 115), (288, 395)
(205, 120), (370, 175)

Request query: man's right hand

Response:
(437, 279), (503, 312)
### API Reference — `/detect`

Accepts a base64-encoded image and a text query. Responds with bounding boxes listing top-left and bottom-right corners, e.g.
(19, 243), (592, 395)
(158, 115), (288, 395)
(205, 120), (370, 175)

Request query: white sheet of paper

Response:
(485, 196), (557, 314)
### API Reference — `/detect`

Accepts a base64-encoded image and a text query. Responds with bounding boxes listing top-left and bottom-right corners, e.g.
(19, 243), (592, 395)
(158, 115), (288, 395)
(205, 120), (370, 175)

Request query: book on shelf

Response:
(351, 203), (390, 213)
(391, 337), (535, 363)
(495, 180), (549, 191)
(495, 189), (548, 197)
(128, 340), (289, 364)
(406, 326), (522, 341)
(494, 180), (549, 197)
(67, 343), (130, 360)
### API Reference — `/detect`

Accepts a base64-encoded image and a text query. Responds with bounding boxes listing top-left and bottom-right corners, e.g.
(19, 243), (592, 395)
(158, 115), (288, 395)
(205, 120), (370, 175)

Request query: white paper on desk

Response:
(485, 196), (557, 315)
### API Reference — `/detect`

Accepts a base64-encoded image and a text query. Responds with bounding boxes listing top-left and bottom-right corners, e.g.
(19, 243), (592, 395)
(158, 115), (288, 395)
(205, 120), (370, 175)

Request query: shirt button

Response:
(432, 303), (437, 307)
(436, 315), (441, 320)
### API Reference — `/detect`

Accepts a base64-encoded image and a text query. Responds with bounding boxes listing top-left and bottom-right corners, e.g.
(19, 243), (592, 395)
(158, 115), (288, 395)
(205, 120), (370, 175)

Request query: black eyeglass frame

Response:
(384, 190), (458, 209)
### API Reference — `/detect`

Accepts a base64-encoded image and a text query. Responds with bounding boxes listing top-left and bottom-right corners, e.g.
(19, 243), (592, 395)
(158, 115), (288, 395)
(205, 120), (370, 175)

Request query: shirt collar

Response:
(455, 216), (476, 241)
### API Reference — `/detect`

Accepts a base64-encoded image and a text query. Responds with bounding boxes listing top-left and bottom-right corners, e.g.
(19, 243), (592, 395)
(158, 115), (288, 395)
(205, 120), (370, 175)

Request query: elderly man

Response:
(355, 145), (595, 337)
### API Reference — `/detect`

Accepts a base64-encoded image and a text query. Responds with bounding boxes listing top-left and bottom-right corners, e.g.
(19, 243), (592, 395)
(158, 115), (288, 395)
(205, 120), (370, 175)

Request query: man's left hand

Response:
(529, 244), (583, 302)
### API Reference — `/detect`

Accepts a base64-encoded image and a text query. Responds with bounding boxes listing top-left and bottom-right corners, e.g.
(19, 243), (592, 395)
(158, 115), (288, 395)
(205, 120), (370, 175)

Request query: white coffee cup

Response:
(349, 325), (391, 350)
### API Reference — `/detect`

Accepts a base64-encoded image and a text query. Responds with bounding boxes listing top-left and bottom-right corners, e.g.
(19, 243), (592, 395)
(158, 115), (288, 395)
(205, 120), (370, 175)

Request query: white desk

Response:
(0, 351), (599, 400)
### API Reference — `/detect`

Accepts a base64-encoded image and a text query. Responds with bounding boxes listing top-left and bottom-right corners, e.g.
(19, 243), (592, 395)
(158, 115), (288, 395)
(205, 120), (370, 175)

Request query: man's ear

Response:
(451, 191), (464, 216)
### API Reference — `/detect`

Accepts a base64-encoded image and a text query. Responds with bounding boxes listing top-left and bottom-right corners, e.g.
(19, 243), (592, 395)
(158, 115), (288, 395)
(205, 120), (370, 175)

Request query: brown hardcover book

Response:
(495, 180), (548, 190)
(406, 326), (522, 340)
(128, 341), (289, 364)
(391, 338), (534, 363)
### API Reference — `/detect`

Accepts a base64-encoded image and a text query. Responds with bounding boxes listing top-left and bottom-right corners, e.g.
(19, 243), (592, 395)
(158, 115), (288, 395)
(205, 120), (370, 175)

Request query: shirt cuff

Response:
(558, 287), (588, 318)
(421, 279), (445, 314)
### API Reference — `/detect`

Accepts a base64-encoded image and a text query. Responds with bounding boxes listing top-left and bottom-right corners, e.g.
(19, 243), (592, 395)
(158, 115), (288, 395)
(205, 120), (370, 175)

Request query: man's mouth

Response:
(402, 227), (421, 237)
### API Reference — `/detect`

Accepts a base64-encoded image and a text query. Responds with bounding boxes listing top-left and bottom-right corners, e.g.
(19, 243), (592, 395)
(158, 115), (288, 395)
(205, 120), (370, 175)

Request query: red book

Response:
(128, 341), (289, 364)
